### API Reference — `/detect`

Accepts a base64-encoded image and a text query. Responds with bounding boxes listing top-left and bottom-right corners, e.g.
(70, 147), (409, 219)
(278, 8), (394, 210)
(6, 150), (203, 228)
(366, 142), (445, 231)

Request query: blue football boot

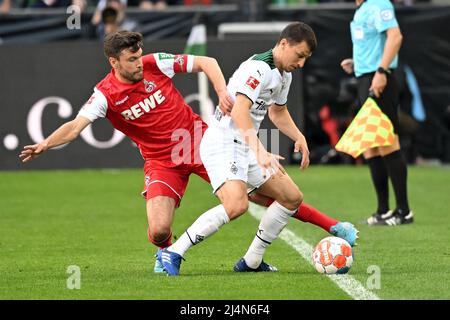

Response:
(153, 249), (165, 273)
(330, 222), (359, 247)
(158, 248), (184, 276)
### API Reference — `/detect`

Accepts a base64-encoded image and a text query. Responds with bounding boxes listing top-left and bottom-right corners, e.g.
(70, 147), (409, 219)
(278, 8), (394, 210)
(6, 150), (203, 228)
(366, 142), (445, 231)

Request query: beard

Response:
(120, 69), (144, 83)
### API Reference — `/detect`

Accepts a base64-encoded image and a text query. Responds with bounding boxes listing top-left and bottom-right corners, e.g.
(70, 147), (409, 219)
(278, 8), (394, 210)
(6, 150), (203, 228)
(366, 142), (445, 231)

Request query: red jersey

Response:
(78, 53), (205, 164)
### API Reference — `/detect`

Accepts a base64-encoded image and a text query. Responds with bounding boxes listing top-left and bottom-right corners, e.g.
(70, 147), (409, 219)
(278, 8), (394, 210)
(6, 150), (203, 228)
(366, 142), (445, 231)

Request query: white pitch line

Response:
(249, 203), (380, 300)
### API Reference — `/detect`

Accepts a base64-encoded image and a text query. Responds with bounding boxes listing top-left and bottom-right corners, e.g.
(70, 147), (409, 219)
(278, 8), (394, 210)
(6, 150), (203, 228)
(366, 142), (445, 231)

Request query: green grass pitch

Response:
(0, 165), (449, 299)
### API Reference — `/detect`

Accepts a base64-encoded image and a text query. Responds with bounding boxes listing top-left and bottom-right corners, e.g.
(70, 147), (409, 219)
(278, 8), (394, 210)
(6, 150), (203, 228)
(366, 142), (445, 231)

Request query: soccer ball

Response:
(312, 236), (353, 274)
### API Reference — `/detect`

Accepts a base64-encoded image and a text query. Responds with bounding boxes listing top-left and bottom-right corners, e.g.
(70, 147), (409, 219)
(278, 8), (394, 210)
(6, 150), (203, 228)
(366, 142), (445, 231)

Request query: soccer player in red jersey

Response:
(20, 31), (231, 270)
(20, 31), (357, 273)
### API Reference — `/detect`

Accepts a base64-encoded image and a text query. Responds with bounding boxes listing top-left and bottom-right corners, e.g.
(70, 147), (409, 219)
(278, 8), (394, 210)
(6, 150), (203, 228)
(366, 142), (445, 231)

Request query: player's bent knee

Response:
(148, 227), (172, 245)
(226, 200), (249, 220)
(279, 189), (303, 210)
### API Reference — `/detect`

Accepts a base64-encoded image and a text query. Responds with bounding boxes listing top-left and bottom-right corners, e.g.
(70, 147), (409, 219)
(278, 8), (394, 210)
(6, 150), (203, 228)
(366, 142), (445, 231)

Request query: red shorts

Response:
(141, 160), (210, 207)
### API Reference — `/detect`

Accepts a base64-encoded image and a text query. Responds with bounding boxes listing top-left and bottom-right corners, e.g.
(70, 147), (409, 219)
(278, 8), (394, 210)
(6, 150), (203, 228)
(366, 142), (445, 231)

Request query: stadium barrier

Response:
(1, 5), (449, 169)
(0, 38), (303, 170)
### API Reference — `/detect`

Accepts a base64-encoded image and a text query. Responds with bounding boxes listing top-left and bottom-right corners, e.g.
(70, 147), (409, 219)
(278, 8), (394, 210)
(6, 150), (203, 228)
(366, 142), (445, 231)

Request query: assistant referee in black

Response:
(341, 0), (413, 226)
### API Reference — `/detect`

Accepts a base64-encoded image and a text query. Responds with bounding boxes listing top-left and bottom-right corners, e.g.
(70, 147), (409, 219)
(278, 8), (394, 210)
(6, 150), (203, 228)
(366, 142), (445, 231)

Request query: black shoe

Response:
(374, 209), (414, 226)
(364, 210), (394, 225)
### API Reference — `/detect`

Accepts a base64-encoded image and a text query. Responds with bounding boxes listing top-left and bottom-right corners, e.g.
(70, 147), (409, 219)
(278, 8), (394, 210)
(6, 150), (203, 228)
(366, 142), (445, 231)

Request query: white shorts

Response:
(200, 126), (272, 194)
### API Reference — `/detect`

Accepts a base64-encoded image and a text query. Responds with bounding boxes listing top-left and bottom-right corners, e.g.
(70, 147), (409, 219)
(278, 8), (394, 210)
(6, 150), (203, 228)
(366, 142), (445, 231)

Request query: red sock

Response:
(265, 198), (275, 207)
(293, 203), (338, 232)
(264, 198), (338, 232)
(147, 228), (173, 249)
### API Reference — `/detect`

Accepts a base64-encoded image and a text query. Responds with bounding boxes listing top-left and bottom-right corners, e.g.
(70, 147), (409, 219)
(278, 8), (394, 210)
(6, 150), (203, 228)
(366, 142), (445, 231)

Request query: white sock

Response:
(243, 202), (296, 269)
(169, 204), (230, 257)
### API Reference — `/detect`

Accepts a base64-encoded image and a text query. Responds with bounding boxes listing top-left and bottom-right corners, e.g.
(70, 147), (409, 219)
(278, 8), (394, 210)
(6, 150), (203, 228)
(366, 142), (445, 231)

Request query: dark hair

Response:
(103, 30), (144, 59)
(278, 22), (317, 52)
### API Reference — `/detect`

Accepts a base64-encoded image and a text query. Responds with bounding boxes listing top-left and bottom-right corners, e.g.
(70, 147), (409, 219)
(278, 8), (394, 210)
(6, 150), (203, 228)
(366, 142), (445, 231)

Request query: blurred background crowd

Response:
(1, 0), (449, 170)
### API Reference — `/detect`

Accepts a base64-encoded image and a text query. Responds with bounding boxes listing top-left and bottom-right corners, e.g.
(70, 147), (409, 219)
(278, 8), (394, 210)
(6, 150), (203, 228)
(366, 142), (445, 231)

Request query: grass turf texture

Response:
(0, 166), (449, 299)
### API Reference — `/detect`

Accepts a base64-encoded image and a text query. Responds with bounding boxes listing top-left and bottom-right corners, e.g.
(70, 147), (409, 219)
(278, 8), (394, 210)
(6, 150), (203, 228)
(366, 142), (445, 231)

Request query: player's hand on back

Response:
(19, 143), (47, 163)
(217, 89), (233, 115)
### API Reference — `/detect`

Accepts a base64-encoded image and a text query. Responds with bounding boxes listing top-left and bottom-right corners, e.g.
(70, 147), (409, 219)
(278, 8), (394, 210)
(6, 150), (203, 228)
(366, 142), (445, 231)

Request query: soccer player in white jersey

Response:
(159, 22), (358, 276)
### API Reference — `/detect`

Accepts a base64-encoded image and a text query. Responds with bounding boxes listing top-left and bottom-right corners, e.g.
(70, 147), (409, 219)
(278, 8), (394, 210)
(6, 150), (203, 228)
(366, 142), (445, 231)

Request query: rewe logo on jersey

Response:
(246, 76), (260, 90)
(120, 90), (166, 121)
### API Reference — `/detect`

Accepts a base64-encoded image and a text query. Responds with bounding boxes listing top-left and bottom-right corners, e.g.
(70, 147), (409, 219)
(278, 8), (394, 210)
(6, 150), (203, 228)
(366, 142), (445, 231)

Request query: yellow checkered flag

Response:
(335, 97), (395, 158)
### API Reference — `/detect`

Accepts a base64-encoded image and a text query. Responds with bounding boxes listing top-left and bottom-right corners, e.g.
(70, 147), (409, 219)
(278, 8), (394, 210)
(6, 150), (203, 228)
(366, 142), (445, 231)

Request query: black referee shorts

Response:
(356, 71), (400, 134)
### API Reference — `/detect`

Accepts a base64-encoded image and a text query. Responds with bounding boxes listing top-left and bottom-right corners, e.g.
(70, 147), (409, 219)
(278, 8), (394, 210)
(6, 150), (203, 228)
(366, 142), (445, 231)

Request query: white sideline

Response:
(249, 203), (381, 300)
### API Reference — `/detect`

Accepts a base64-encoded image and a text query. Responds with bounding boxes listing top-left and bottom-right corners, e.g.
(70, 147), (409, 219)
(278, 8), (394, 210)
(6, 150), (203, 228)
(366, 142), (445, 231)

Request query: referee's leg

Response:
(361, 73), (413, 224)
(358, 74), (390, 218)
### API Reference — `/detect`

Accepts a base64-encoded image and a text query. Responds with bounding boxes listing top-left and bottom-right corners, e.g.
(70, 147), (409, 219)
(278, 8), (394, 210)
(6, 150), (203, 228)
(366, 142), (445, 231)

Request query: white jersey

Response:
(201, 50), (292, 192)
(212, 49), (292, 139)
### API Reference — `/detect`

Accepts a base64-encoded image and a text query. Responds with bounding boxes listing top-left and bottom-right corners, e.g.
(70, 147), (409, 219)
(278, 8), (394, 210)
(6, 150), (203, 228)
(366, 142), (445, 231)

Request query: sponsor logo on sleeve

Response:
(173, 55), (187, 73)
(381, 9), (394, 21)
(245, 76), (260, 90)
(175, 55), (185, 67)
(158, 53), (175, 60)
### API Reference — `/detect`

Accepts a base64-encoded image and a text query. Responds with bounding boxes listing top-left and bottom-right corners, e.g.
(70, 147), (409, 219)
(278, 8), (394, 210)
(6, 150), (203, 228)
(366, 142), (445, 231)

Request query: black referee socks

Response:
(383, 150), (410, 214)
(367, 155), (390, 214)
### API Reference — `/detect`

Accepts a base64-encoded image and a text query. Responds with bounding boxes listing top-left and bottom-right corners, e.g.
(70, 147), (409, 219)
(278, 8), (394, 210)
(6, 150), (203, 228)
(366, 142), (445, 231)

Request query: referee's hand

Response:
(340, 59), (354, 74)
(369, 72), (387, 98)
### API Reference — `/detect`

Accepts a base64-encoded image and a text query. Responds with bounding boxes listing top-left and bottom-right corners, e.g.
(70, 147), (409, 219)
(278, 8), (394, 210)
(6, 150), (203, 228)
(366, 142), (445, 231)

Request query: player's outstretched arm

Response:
(19, 116), (91, 163)
(268, 105), (310, 170)
(191, 56), (233, 114)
